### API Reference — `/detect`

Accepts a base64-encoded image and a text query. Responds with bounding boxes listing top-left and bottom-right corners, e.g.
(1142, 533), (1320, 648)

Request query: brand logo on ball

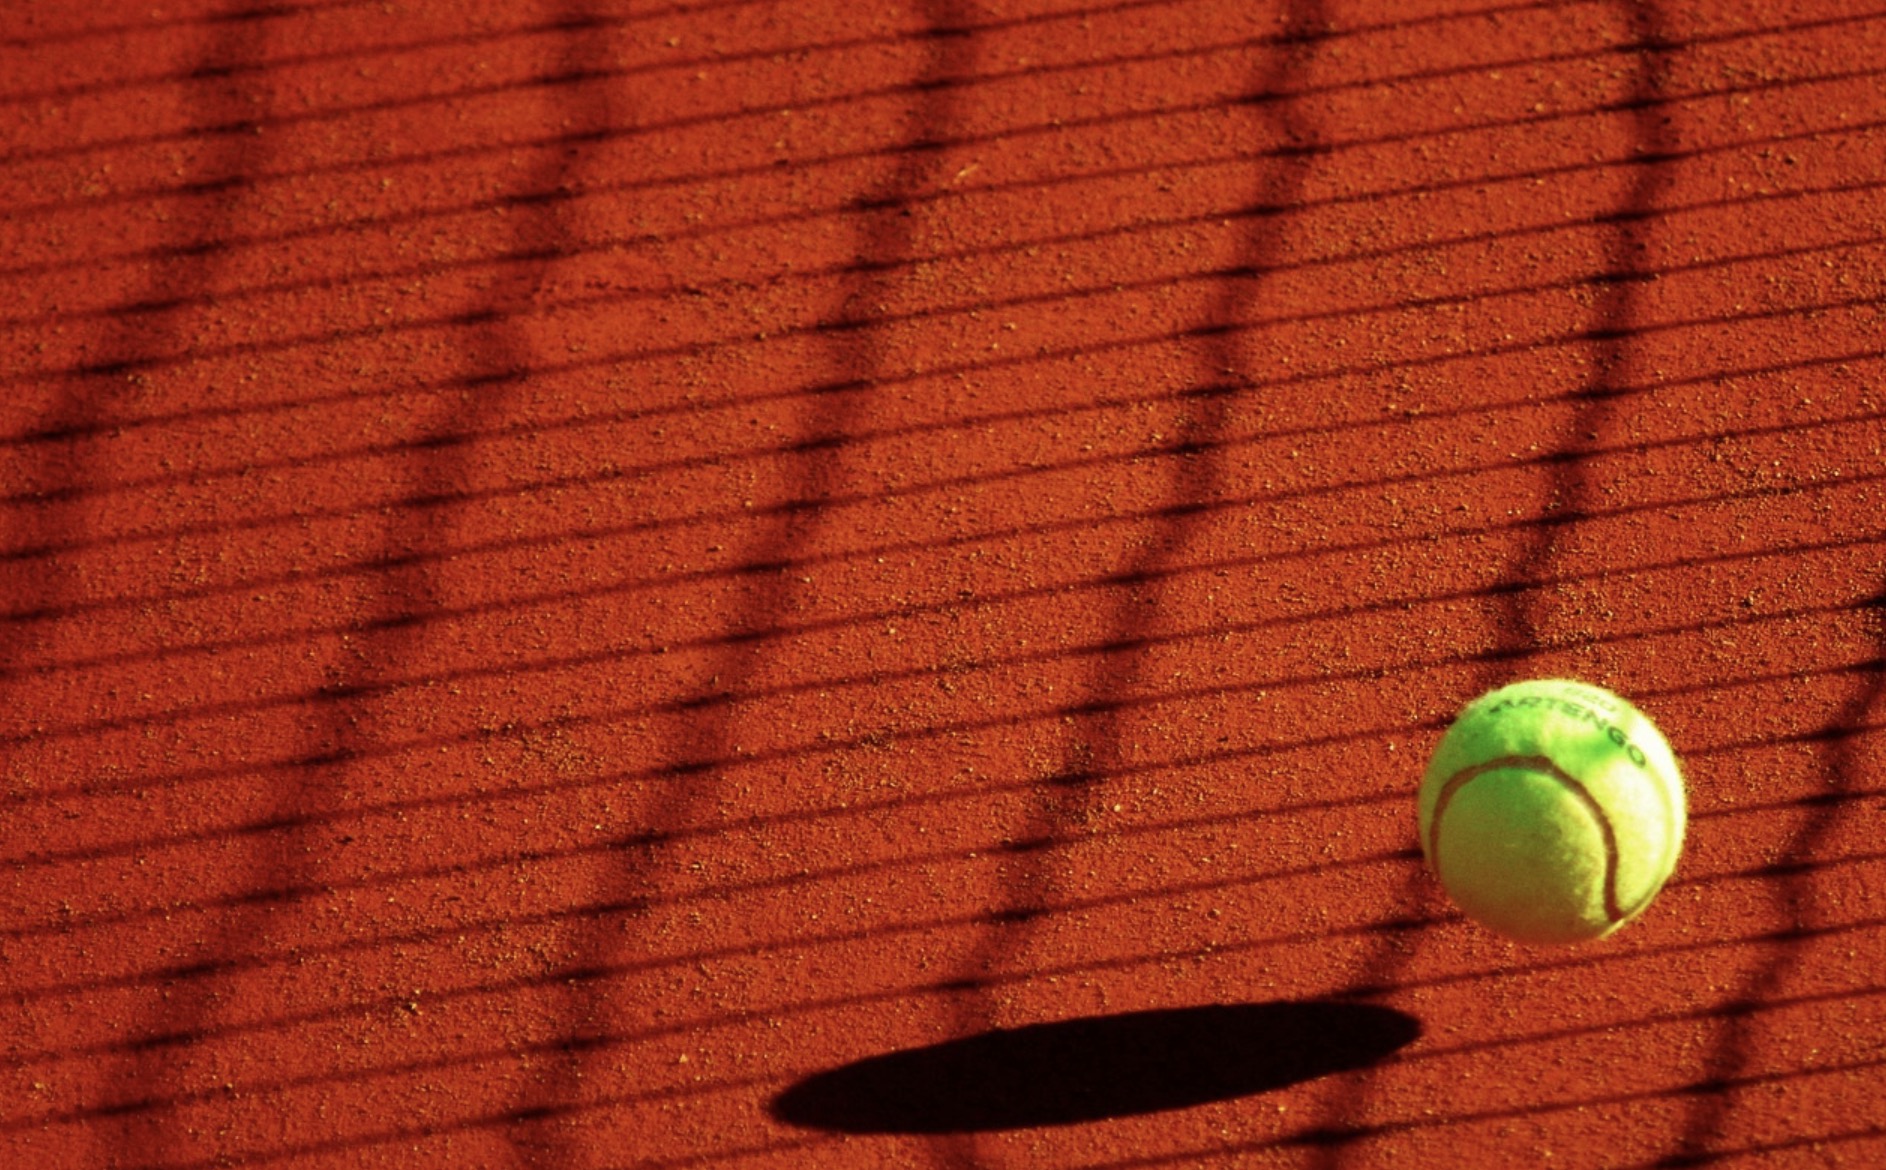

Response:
(1482, 693), (1650, 768)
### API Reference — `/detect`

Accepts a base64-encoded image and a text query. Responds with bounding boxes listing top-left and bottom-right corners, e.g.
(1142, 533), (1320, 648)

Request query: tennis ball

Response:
(1417, 678), (1685, 945)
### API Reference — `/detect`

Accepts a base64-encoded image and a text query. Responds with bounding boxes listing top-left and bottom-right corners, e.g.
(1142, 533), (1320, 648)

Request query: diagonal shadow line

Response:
(0, 0), (1611, 167)
(7, 379), (1879, 768)
(11, 155), (1882, 506)
(9, 741), (1879, 1038)
(487, 12), (657, 1167)
(14, 712), (1886, 1076)
(77, 9), (287, 1167)
(8, 522), (1882, 847)
(11, 734), (1879, 1028)
(26, 667), (1886, 988)
(8, 52), (1878, 327)
(5, 607), (1879, 945)
(941, 7), (1329, 1166)
(1494, 0), (1681, 662)
(20, 826), (1864, 1082)
(1313, 5), (1678, 1160)
(0, 0), (372, 52)
(3, 347), (1870, 679)
(232, 977), (1886, 1154)
(3, 426), (1870, 739)
(5, 342), (1879, 658)
(12, 823), (1420, 1003)
(93, 12), (603, 1168)
(53, 961), (1877, 1144)
(325, 17), (611, 1170)
(7, 547), (1870, 958)
(1632, 1125), (1886, 1170)
(16, 830), (1885, 1092)
(101, 662), (1886, 961)
(612, 1137), (837, 1170)
(7, 179), (1881, 474)
(83, 1042), (1886, 1170)
(0, 291), (1876, 671)
(1655, 579), (1886, 1166)
(7, 427), (1886, 696)
(0, 0), (1633, 264)
(497, 6), (976, 1166)
(1071, 1050), (1886, 1170)
(10, 0), (1880, 192)
(10, 132), (1883, 359)
(3, 132), (1870, 554)
(20, 844), (1886, 1139)
(0, 0), (1558, 108)
(8, 8), (1877, 331)
(14, 28), (1886, 392)
(0, 0), (1137, 106)
(2, 5), (679, 106)
(7, 611), (1873, 965)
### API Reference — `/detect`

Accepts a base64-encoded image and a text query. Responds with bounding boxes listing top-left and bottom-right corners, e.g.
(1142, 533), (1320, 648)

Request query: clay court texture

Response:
(2, 1), (1883, 1167)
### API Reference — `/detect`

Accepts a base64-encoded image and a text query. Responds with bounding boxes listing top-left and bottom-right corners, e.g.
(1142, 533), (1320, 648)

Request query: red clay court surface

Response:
(3, 1), (1884, 1167)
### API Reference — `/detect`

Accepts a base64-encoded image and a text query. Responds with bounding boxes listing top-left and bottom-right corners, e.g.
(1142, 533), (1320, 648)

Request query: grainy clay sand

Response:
(2, 2), (1883, 1167)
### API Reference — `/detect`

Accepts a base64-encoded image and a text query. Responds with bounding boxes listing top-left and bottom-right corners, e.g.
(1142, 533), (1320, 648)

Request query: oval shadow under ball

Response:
(769, 999), (1420, 1134)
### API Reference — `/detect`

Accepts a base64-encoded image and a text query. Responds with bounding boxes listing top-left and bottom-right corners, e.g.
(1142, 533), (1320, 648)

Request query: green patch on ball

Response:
(1417, 678), (1686, 945)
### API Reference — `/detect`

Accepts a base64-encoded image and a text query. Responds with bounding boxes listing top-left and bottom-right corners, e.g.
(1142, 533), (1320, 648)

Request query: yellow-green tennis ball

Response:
(1417, 678), (1685, 945)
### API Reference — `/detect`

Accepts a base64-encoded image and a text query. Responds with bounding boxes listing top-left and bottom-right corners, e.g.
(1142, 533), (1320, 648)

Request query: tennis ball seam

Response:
(1428, 753), (1634, 927)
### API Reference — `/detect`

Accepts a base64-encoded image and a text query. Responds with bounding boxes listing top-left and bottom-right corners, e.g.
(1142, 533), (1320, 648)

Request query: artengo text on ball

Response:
(1482, 694), (1651, 768)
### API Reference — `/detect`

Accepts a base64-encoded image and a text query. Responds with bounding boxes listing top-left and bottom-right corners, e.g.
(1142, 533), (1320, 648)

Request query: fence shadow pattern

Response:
(2, 1), (1884, 1168)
